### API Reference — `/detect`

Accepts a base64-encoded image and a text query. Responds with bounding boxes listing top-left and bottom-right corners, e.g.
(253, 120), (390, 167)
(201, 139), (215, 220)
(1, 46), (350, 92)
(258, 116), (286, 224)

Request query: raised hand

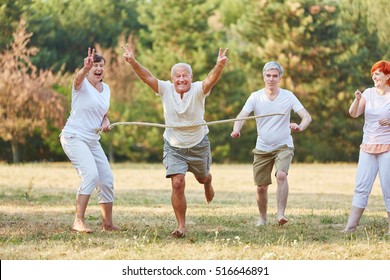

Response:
(354, 89), (362, 100)
(84, 47), (95, 70)
(217, 48), (229, 66)
(121, 43), (135, 63)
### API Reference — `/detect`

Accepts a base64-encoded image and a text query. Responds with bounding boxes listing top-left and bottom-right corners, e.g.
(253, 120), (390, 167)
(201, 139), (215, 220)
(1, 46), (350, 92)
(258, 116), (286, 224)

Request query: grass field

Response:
(0, 162), (389, 260)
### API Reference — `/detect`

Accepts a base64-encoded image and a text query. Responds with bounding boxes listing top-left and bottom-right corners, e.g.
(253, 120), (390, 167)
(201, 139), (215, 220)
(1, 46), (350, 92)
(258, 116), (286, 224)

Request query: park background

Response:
(1, 0), (390, 262)
(1, 0), (389, 164)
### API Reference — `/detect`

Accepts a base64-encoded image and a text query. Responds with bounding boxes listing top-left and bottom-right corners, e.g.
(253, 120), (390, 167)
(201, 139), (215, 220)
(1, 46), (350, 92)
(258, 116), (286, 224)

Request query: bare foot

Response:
(71, 221), (93, 233)
(256, 219), (267, 227)
(278, 217), (288, 226)
(171, 228), (187, 238)
(341, 226), (357, 233)
(204, 185), (215, 204)
(101, 225), (120, 231)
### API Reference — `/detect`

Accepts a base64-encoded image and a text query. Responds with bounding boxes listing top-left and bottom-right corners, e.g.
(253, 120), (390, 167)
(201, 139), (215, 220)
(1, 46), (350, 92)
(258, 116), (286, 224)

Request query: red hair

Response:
(371, 60), (390, 86)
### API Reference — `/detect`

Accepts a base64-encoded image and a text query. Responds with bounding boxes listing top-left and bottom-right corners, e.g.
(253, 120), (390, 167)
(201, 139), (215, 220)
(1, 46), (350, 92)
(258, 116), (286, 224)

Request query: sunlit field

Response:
(0, 162), (389, 260)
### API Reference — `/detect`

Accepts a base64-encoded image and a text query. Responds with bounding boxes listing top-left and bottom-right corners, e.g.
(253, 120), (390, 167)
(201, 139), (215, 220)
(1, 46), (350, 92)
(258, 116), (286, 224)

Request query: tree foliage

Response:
(0, 0), (31, 50)
(23, 0), (142, 72)
(0, 0), (388, 163)
(356, 0), (390, 58)
(0, 19), (67, 162)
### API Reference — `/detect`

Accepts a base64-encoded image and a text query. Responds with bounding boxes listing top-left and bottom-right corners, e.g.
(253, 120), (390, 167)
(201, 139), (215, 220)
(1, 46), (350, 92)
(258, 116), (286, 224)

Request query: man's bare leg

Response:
(256, 185), (268, 226)
(196, 173), (214, 203)
(276, 171), (289, 225)
(171, 174), (187, 237)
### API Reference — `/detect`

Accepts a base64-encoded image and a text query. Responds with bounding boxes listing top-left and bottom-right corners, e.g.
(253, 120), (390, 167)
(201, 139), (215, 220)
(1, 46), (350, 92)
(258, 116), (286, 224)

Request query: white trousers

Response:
(60, 133), (114, 203)
(352, 150), (390, 212)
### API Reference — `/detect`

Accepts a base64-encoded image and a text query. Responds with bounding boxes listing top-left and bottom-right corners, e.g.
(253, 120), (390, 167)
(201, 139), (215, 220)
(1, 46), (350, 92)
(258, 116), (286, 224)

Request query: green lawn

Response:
(0, 162), (389, 260)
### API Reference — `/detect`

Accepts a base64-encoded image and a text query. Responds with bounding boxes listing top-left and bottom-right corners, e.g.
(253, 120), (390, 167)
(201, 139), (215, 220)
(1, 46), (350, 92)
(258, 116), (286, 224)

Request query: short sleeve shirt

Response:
(362, 87), (390, 144)
(157, 80), (209, 148)
(62, 78), (110, 141)
(242, 88), (304, 151)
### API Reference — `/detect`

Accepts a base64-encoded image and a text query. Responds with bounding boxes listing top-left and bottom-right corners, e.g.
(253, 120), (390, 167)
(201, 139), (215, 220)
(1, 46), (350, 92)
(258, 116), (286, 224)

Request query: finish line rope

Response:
(96, 113), (284, 133)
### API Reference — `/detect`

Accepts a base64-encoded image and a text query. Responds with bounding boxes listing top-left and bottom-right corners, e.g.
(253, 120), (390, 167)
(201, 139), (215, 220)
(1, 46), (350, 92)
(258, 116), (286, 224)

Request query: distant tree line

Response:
(0, 0), (388, 163)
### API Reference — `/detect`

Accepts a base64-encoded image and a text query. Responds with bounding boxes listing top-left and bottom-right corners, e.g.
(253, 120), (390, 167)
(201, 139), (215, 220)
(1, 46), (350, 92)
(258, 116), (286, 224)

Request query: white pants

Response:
(352, 150), (390, 212)
(60, 133), (114, 203)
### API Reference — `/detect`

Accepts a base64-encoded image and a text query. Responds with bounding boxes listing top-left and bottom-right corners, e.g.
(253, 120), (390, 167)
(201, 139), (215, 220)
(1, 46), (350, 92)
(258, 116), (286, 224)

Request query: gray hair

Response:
(262, 61), (283, 77)
(171, 63), (192, 77)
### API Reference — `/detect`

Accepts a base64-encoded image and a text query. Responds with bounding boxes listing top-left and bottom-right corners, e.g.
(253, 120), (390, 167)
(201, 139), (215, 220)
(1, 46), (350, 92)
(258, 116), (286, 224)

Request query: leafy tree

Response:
(220, 0), (372, 162)
(356, 0), (390, 58)
(0, 0), (32, 50)
(0, 19), (67, 163)
(330, 0), (387, 162)
(23, 0), (142, 72)
(91, 39), (161, 162)
(139, 0), (245, 162)
(0, 0), (387, 163)
(131, 0), (246, 162)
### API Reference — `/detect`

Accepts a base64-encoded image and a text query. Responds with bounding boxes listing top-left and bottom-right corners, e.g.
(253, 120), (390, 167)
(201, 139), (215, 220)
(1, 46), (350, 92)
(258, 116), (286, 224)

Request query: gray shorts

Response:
(163, 135), (212, 178)
(252, 145), (294, 186)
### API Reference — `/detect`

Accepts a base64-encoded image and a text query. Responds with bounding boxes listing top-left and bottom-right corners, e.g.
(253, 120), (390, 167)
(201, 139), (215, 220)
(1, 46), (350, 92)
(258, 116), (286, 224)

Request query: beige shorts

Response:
(252, 145), (294, 186)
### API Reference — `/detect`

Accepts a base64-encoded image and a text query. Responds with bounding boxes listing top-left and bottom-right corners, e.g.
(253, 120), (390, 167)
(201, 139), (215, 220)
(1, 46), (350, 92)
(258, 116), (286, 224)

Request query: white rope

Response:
(96, 113), (284, 133)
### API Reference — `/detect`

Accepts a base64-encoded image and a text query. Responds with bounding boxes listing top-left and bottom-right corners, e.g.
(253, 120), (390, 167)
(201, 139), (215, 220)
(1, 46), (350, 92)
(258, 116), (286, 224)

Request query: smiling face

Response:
(88, 61), (104, 83)
(372, 69), (389, 89)
(88, 54), (105, 83)
(171, 65), (192, 94)
(370, 60), (390, 88)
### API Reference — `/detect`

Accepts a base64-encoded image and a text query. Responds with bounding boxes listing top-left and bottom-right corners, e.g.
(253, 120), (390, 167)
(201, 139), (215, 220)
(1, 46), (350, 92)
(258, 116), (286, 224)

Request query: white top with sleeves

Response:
(157, 80), (209, 148)
(62, 78), (110, 141)
(242, 88), (304, 152)
(362, 87), (390, 144)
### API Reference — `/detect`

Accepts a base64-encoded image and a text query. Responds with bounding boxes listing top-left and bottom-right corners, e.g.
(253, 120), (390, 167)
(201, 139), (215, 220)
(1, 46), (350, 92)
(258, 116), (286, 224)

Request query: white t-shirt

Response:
(62, 78), (110, 141)
(157, 80), (209, 148)
(242, 88), (304, 151)
(362, 87), (390, 144)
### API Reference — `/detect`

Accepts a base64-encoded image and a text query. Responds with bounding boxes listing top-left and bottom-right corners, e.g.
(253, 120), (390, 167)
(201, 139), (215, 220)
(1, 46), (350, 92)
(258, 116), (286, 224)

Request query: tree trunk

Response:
(11, 138), (20, 163)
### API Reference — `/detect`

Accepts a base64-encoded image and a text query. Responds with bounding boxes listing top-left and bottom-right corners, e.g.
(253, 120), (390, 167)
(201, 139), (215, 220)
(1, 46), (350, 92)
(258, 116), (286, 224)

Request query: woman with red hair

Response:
(343, 60), (390, 234)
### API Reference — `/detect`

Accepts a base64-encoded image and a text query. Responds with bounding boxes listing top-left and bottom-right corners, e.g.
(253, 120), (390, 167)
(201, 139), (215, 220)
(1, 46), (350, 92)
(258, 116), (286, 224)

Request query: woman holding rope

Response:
(60, 48), (119, 233)
(122, 43), (228, 238)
